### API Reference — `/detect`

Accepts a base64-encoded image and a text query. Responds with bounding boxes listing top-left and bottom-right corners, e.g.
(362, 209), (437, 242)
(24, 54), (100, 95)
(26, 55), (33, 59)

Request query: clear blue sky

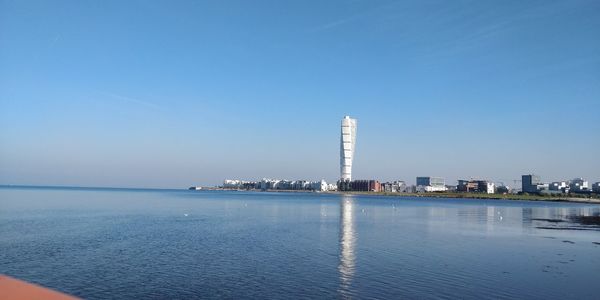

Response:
(1, 0), (599, 188)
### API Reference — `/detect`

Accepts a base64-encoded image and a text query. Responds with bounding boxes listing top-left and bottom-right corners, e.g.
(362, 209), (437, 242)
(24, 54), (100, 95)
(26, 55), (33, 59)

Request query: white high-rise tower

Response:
(340, 116), (357, 181)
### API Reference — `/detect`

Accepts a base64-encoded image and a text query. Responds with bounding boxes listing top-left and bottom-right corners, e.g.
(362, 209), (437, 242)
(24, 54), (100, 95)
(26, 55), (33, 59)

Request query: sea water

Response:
(1, 186), (599, 299)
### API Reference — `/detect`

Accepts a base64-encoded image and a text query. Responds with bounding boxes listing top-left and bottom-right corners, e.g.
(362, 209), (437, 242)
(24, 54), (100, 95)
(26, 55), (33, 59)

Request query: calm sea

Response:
(1, 186), (599, 299)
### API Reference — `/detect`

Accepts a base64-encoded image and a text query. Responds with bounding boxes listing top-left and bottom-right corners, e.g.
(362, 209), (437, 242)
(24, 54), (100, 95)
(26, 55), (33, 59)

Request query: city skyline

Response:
(1, 0), (599, 188)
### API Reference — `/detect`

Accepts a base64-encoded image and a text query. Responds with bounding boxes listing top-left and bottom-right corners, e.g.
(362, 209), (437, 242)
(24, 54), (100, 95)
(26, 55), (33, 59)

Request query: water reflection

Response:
(528, 206), (600, 231)
(422, 201), (600, 237)
(338, 196), (356, 298)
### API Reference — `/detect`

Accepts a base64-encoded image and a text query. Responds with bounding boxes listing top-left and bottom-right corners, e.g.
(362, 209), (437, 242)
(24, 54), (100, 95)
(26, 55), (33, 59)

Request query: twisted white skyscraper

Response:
(340, 116), (357, 181)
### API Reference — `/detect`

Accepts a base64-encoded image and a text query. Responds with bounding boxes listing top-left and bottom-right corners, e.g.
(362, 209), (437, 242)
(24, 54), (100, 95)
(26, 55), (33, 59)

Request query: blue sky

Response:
(1, 0), (599, 188)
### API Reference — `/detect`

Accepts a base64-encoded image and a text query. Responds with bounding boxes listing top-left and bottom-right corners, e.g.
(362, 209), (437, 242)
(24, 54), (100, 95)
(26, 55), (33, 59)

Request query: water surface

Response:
(1, 186), (599, 299)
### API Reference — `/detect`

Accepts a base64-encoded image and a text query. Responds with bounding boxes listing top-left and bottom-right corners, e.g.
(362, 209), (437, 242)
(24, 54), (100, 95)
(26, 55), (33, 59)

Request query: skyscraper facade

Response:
(340, 116), (357, 181)
(522, 174), (542, 193)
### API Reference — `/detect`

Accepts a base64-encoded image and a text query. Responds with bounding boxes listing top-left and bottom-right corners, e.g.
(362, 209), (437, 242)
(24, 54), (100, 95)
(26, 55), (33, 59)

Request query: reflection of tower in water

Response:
(338, 196), (356, 297)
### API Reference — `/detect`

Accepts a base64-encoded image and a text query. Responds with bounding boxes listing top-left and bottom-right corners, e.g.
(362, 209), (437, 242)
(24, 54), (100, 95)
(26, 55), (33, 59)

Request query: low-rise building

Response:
(327, 183), (338, 191)
(416, 176), (447, 192)
(338, 179), (381, 192)
(309, 180), (328, 191)
(457, 180), (478, 192)
(522, 174), (547, 193)
(407, 185), (417, 193)
(353, 180), (381, 192)
(277, 180), (294, 190)
(496, 185), (510, 194)
(223, 179), (257, 189)
(457, 180), (495, 194)
(445, 185), (457, 192)
(223, 178), (336, 192)
(569, 178), (589, 192)
(292, 180), (308, 190)
(593, 182), (600, 193)
(338, 179), (351, 192)
(416, 185), (448, 192)
(484, 182), (496, 194)
(382, 181), (406, 193)
(260, 179), (280, 190)
(549, 181), (568, 192)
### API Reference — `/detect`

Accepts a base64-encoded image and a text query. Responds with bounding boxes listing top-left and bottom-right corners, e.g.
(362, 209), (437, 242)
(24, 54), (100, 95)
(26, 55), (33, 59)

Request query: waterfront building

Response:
(224, 179), (254, 189)
(338, 179), (352, 192)
(242, 181), (259, 189)
(373, 181), (382, 193)
(260, 178), (281, 190)
(223, 179), (239, 188)
(407, 185), (417, 193)
(496, 185), (510, 194)
(338, 179), (381, 192)
(340, 116), (357, 181)
(549, 181), (568, 192)
(223, 179), (240, 189)
(250, 178), (336, 192)
(457, 180), (495, 194)
(279, 180), (294, 190)
(445, 185), (457, 192)
(522, 174), (545, 193)
(327, 183), (338, 191)
(292, 180), (309, 190)
(353, 180), (381, 192)
(593, 182), (600, 193)
(569, 178), (589, 192)
(416, 177), (447, 192)
(309, 180), (328, 192)
(416, 177), (445, 187)
(457, 180), (478, 192)
(382, 181), (406, 193)
(382, 182), (393, 193)
(223, 179), (261, 189)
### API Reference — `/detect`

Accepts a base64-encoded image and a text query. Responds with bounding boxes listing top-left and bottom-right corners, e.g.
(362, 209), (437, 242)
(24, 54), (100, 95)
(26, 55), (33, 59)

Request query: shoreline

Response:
(329, 191), (600, 204)
(211, 188), (600, 204)
(3, 185), (598, 204)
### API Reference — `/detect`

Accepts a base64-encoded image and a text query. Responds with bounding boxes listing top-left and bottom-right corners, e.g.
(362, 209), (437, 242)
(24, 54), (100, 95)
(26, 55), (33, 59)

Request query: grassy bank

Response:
(210, 188), (600, 204)
(329, 191), (600, 204)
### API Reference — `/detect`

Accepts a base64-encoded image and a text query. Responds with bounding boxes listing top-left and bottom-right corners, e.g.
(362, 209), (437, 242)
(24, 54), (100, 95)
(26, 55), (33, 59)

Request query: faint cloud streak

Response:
(310, 1), (399, 32)
(103, 92), (161, 110)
